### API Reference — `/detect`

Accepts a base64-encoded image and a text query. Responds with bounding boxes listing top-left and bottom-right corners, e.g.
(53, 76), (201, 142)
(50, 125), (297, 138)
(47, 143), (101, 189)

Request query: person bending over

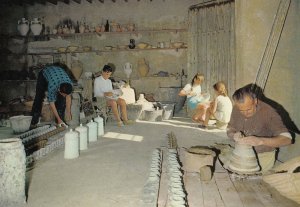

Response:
(30, 63), (73, 129)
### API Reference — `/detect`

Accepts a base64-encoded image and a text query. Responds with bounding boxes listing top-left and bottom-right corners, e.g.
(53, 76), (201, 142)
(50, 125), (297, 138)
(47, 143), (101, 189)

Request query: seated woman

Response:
(94, 65), (133, 127)
(178, 73), (209, 114)
(199, 81), (233, 129)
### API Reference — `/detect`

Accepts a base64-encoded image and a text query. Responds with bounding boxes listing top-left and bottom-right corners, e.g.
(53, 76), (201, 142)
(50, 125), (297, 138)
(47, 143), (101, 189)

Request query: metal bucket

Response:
(157, 102), (175, 120)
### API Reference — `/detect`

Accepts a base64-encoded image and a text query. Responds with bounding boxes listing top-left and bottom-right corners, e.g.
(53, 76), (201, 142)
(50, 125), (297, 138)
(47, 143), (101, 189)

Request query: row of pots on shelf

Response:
(17, 17), (43, 36)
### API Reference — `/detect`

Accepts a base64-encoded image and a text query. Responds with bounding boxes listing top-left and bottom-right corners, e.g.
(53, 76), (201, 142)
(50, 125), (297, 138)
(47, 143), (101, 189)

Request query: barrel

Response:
(0, 138), (26, 206)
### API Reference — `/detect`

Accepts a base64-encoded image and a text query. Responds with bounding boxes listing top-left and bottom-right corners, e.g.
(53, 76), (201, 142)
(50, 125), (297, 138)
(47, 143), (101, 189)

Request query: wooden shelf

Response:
(2, 28), (187, 40)
(26, 47), (187, 55)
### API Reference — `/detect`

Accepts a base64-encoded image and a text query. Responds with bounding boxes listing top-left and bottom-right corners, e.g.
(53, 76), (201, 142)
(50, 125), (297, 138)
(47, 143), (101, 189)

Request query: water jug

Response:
(64, 129), (79, 159)
(17, 18), (29, 36)
(75, 124), (88, 150)
(123, 62), (132, 79)
(30, 18), (42, 36)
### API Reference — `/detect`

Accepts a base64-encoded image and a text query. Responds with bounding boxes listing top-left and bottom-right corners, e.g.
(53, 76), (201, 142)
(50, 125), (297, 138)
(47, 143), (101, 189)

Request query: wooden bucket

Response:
(262, 156), (300, 204)
(0, 138), (26, 206)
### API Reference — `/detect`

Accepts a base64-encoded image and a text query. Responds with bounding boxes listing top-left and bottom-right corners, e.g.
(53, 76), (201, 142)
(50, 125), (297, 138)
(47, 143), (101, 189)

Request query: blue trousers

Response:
(30, 70), (66, 125)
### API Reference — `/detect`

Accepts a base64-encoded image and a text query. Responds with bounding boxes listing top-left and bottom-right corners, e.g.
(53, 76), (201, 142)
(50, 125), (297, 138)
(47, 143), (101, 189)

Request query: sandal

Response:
(198, 124), (208, 130)
(117, 121), (124, 127)
(123, 120), (135, 125)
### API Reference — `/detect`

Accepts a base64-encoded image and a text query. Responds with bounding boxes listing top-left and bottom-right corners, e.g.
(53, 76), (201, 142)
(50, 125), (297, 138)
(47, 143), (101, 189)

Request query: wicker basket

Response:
(262, 156), (300, 204)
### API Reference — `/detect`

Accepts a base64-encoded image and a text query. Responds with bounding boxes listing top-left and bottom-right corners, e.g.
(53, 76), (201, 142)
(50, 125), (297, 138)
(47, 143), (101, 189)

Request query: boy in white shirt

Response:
(94, 65), (133, 127)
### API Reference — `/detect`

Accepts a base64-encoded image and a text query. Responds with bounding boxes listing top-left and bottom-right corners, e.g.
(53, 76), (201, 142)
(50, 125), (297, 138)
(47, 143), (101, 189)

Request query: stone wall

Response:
(0, 0), (199, 102)
(235, 0), (300, 160)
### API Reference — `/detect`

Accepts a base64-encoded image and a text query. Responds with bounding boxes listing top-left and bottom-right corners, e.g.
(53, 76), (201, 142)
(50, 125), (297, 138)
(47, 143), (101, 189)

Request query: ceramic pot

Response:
(79, 23), (85, 34)
(0, 138), (26, 206)
(17, 18), (29, 36)
(137, 58), (149, 77)
(64, 129), (79, 159)
(71, 60), (83, 81)
(30, 18), (42, 36)
(123, 62), (132, 79)
(228, 143), (260, 173)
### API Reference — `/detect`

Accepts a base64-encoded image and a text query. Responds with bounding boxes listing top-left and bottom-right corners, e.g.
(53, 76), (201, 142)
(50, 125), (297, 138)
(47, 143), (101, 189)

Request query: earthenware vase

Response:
(17, 18), (29, 36)
(30, 18), (42, 36)
(137, 58), (149, 77)
(71, 60), (83, 81)
(123, 62), (132, 79)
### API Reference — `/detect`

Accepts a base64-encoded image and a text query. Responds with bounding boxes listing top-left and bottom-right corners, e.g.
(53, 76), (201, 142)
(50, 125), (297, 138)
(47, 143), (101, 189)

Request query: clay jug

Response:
(30, 18), (42, 36)
(71, 60), (83, 81)
(123, 62), (132, 79)
(17, 18), (29, 36)
(137, 58), (149, 77)
(228, 142), (260, 174)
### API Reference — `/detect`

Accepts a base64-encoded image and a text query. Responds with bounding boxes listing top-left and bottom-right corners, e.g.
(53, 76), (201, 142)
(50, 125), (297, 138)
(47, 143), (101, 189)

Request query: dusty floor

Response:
(1, 116), (299, 207)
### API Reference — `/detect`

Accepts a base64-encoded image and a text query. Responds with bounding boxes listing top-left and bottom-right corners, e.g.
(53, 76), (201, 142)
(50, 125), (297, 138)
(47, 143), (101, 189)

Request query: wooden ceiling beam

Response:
(36, 0), (47, 5)
(47, 0), (58, 5)
(58, 0), (70, 4)
(23, 0), (35, 5)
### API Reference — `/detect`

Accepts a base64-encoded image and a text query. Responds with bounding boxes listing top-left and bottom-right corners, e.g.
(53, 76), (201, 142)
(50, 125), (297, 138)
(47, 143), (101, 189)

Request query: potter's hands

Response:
(234, 133), (263, 146)
(233, 131), (244, 142)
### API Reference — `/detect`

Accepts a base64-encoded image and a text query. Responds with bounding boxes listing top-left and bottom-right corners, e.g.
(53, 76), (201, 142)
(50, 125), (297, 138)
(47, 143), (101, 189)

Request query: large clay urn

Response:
(71, 60), (83, 81)
(30, 18), (42, 36)
(17, 18), (29, 36)
(137, 58), (149, 77)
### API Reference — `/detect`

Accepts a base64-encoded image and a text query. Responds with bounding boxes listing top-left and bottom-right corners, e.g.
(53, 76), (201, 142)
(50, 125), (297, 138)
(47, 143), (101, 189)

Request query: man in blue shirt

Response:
(30, 62), (73, 129)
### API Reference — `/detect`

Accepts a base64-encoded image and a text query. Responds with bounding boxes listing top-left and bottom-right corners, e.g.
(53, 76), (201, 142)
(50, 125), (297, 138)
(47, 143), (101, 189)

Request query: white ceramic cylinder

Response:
(75, 124), (88, 150)
(0, 138), (26, 206)
(86, 120), (97, 142)
(94, 115), (104, 136)
(64, 129), (79, 159)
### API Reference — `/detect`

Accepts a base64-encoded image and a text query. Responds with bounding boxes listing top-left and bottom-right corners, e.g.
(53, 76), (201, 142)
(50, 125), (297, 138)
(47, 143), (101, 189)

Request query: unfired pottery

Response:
(64, 129), (79, 159)
(228, 143), (260, 174)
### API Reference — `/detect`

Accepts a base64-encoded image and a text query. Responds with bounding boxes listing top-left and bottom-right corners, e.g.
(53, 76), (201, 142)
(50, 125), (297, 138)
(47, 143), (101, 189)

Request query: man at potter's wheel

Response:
(226, 83), (292, 172)
(30, 62), (73, 129)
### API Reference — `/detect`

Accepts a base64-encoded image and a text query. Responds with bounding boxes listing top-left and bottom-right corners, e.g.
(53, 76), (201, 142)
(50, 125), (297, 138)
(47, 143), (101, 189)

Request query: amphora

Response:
(137, 58), (149, 77)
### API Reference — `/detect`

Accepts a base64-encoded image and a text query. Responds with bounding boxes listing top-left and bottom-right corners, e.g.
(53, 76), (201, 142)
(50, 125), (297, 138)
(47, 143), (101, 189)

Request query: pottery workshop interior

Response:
(0, 0), (300, 207)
